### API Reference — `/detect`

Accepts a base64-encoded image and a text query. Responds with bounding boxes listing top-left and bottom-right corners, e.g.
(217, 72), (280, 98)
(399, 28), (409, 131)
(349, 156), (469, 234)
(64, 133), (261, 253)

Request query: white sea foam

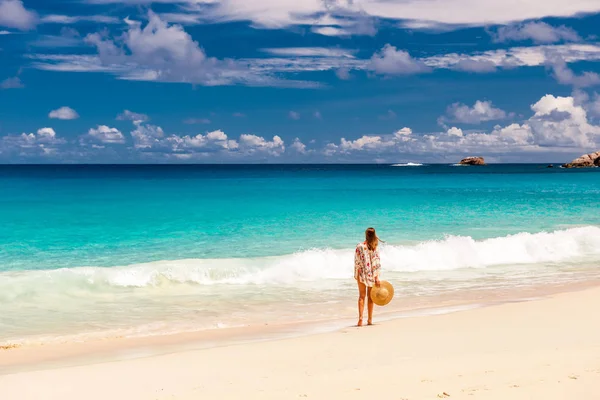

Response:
(391, 163), (424, 167)
(1, 226), (599, 298)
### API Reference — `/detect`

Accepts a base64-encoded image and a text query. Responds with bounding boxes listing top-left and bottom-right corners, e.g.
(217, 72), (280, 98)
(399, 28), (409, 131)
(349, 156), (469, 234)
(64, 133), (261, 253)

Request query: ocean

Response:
(1, 164), (600, 345)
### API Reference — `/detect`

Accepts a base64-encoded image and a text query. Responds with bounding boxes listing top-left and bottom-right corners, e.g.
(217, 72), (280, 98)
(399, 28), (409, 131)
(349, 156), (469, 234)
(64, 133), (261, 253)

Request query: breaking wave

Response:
(1, 226), (599, 299)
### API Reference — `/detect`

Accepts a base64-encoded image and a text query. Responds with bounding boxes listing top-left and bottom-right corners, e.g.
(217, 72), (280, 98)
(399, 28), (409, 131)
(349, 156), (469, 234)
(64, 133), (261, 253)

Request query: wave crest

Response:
(1, 226), (599, 298)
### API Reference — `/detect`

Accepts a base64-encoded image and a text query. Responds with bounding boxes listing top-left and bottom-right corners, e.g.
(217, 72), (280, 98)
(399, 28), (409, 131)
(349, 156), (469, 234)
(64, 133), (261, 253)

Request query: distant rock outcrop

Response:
(562, 151), (600, 168)
(459, 156), (486, 166)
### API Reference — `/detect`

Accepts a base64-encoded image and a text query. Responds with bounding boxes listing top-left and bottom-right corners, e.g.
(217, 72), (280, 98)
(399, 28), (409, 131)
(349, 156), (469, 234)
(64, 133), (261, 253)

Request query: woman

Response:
(354, 227), (381, 326)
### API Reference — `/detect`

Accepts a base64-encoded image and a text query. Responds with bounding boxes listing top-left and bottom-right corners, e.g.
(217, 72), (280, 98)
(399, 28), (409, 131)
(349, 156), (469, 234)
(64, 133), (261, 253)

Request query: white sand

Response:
(1, 286), (600, 400)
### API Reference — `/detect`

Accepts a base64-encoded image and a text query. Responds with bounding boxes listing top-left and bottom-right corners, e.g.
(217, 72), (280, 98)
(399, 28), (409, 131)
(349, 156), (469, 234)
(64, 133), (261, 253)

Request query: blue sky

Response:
(0, 0), (600, 163)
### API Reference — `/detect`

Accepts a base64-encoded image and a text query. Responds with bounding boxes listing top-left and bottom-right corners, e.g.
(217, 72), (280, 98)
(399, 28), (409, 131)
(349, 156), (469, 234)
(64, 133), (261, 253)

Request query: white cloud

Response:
(0, 0), (37, 30)
(290, 138), (307, 154)
(131, 122), (165, 149)
(288, 111), (300, 120)
(28, 12), (317, 88)
(0, 30), (11, 34)
(132, 0), (600, 33)
(492, 22), (581, 44)
(579, 92), (600, 118)
(0, 76), (24, 89)
(369, 45), (430, 75)
(116, 110), (149, 123)
(85, 125), (126, 144)
(451, 59), (497, 73)
(447, 127), (464, 137)
(239, 134), (285, 156)
(549, 59), (600, 88)
(335, 68), (352, 80)
(1, 127), (65, 157)
(41, 15), (121, 25)
(124, 118), (285, 158)
(528, 94), (600, 147)
(30, 39), (600, 85)
(324, 93), (600, 161)
(261, 47), (356, 58)
(165, 130), (239, 153)
(443, 100), (508, 124)
(49, 106), (79, 120)
(310, 17), (377, 37)
(314, 111), (322, 120)
(423, 43), (600, 70)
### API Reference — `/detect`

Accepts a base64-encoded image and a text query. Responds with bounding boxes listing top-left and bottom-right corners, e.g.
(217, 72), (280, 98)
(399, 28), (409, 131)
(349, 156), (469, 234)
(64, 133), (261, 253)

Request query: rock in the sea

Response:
(562, 151), (600, 168)
(459, 156), (486, 166)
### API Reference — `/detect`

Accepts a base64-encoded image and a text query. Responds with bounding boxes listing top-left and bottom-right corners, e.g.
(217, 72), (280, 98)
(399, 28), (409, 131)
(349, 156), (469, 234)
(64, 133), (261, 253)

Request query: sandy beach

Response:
(2, 285), (600, 400)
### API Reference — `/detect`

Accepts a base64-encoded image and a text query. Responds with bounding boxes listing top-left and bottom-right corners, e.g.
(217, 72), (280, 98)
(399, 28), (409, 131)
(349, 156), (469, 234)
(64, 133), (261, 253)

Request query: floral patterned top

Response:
(354, 242), (381, 288)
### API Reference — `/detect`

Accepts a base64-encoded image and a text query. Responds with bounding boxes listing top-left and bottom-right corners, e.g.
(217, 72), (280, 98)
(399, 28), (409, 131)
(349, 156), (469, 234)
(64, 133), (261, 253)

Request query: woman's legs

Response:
(357, 281), (367, 326)
(367, 287), (374, 325)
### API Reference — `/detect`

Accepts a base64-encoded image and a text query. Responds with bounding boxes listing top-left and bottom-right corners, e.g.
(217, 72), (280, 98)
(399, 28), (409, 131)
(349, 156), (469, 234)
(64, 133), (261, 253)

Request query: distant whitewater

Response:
(391, 163), (424, 167)
(1, 164), (599, 345)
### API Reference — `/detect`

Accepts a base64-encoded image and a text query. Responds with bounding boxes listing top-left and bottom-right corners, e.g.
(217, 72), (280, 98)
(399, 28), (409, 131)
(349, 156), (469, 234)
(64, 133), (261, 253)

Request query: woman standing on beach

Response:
(354, 227), (381, 326)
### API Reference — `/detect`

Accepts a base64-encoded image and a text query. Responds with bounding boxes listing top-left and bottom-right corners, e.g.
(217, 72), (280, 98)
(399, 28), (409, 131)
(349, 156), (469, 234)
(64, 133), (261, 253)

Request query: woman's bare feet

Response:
(367, 319), (373, 326)
(357, 318), (363, 327)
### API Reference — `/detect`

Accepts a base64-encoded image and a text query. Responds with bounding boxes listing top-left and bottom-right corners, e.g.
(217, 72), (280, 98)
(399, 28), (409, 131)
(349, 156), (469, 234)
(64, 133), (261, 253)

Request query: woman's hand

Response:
(375, 278), (381, 287)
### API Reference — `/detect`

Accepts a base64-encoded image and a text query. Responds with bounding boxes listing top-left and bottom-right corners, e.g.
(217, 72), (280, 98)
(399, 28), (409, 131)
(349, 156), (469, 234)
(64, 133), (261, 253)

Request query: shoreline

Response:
(2, 282), (600, 399)
(2, 279), (599, 376)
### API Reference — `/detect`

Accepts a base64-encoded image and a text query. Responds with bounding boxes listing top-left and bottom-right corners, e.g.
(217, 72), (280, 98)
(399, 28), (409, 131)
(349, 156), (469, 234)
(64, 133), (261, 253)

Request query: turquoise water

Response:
(1, 164), (600, 343)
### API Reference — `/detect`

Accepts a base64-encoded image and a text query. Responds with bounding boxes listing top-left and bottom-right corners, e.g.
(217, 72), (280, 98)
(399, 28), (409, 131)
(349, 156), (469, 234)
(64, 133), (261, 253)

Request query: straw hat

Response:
(370, 281), (394, 306)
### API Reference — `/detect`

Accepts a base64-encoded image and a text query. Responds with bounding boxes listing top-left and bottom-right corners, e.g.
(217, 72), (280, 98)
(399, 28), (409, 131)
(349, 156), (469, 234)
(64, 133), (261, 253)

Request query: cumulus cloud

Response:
(82, 12), (222, 85)
(165, 130), (239, 154)
(369, 45), (430, 75)
(130, 122), (165, 150)
(69, 12), (317, 88)
(239, 134), (285, 156)
(1, 127), (65, 157)
(0, 77), (24, 89)
(123, 117), (285, 158)
(324, 93), (600, 161)
(447, 127), (464, 137)
(290, 138), (307, 154)
(528, 94), (600, 147)
(49, 106), (79, 120)
(85, 125), (126, 144)
(442, 100), (508, 124)
(492, 22), (581, 44)
(0, 0), (37, 30)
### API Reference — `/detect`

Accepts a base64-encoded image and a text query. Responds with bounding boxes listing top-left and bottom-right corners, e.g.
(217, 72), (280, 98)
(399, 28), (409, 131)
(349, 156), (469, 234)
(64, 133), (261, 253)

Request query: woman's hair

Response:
(365, 227), (378, 251)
